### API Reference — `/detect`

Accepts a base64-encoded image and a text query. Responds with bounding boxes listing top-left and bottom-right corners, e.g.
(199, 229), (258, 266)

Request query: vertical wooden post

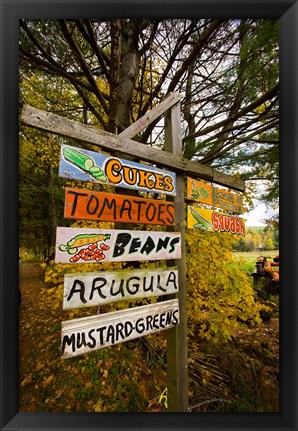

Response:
(165, 102), (188, 412)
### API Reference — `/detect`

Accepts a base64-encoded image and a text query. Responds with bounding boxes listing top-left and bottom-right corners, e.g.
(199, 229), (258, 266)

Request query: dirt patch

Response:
(188, 317), (279, 412)
(19, 263), (45, 375)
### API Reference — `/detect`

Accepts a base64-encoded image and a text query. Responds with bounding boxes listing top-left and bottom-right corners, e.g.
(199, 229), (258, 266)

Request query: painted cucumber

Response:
(62, 147), (94, 172)
(62, 146), (108, 181)
(89, 166), (108, 182)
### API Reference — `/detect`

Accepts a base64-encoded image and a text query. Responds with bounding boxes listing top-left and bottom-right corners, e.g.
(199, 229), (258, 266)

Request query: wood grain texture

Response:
(21, 104), (245, 192)
(63, 267), (179, 309)
(61, 299), (179, 358)
(118, 93), (182, 139)
(165, 102), (189, 412)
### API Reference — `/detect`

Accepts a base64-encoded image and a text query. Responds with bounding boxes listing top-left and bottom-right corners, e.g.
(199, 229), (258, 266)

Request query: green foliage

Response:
(186, 229), (267, 343)
(19, 129), (65, 258)
(233, 226), (279, 252)
(19, 19), (280, 256)
(18, 18), (279, 411)
(20, 19), (279, 201)
(238, 20), (278, 99)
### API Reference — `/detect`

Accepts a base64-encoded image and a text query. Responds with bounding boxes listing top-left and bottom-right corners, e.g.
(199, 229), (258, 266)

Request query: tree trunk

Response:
(109, 19), (122, 134)
(117, 21), (140, 132)
(183, 66), (197, 159)
(110, 21), (143, 252)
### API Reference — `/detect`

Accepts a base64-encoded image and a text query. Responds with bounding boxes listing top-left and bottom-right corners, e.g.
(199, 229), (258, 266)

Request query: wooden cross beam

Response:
(118, 93), (182, 140)
(20, 96), (245, 413)
(20, 104), (245, 192)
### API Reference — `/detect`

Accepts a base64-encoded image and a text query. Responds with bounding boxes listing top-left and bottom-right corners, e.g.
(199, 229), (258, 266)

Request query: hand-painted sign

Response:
(63, 267), (179, 309)
(64, 187), (175, 226)
(187, 206), (245, 235)
(186, 177), (244, 214)
(61, 298), (179, 358)
(59, 144), (176, 195)
(55, 227), (181, 264)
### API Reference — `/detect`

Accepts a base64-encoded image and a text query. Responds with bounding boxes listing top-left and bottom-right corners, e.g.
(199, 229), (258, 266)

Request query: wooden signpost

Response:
(55, 227), (181, 264)
(187, 206), (245, 235)
(64, 187), (175, 226)
(186, 177), (245, 214)
(63, 267), (179, 309)
(61, 298), (179, 359)
(21, 93), (246, 412)
(60, 144), (176, 196)
(21, 102), (245, 192)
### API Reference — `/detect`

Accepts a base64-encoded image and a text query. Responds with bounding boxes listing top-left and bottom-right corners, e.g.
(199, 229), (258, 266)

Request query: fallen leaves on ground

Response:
(19, 263), (166, 412)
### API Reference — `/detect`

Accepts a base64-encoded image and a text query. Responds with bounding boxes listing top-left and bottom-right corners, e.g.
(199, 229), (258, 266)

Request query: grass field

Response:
(232, 250), (279, 275)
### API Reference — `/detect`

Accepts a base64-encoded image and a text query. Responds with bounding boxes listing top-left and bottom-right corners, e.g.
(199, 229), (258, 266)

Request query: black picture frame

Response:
(1, 1), (297, 430)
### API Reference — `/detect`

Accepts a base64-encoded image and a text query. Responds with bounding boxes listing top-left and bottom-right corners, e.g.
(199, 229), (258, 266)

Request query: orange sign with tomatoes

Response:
(64, 187), (175, 226)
